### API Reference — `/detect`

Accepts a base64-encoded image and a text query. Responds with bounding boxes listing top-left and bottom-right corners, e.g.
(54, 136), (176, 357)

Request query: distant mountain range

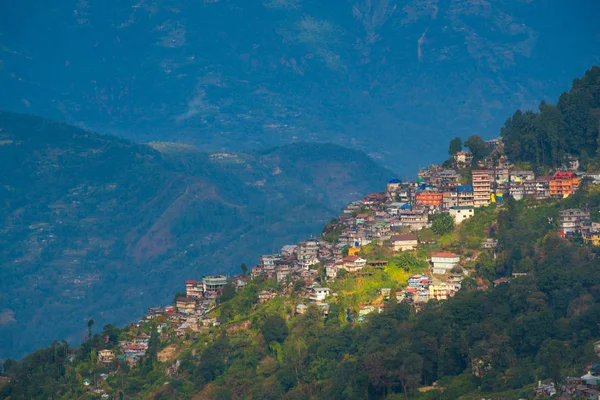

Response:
(2, 0), (599, 173)
(0, 111), (392, 359)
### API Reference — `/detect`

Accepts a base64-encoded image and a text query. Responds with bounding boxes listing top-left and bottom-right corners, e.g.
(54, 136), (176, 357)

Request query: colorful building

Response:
(583, 230), (600, 246)
(472, 170), (491, 207)
(415, 191), (443, 206)
(549, 172), (579, 198)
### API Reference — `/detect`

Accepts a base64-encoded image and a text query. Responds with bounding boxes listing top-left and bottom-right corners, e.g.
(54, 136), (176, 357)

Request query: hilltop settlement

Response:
(5, 65), (600, 400)
(165, 139), (600, 338)
(16, 135), (600, 400)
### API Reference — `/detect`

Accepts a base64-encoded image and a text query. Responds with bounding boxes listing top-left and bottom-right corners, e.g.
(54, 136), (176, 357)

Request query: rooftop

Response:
(430, 251), (460, 258)
(390, 234), (418, 241)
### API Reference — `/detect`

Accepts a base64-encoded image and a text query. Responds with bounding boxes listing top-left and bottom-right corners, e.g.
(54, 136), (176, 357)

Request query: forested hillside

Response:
(501, 65), (600, 170)
(4, 188), (600, 399)
(0, 112), (392, 359)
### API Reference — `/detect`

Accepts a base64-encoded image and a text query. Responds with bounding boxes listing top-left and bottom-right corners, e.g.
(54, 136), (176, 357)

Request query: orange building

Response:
(549, 172), (579, 198)
(415, 191), (443, 206)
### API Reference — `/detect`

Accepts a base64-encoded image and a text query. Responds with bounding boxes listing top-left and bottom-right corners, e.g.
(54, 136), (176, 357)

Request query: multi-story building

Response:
(429, 282), (453, 301)
(454, 151), (473, 167)
(260, 254), (282, 268)
(390, 234), (419, 251)
(510, 171), (535, 183)
(399, 208), (428, 230)
(98, 350), (115, 364)
(386, 178), (402, 193)
(472, 170), (491, 207)
(296, 239), (319, 266)
(536, 176), (551, 199)
(437, 170), (460, 191)
(442, 191), (459, 210)
(430, 252), (460, 274)
(449, 206), (475, 224)
(202, 275), (228, 292)
(185, 280), (203, 298)
(550, 172), (579, 198)
(559, 208), (590, 235)
(415, 191), (443, 206)
(583, 229), (600, 246)
(457, 185), (474, 207)
(309, 287), (330, 303)
(509, 184), (525, 200)
(176, 297), (197, 313)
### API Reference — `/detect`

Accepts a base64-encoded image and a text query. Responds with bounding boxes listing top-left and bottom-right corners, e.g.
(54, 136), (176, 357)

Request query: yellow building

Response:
(583, 230), (600, 246)
(176, 297), (197, 313)
(97, 349), (115, 363)
(429, 282), (452, 301)
(347, 247), (361, 256)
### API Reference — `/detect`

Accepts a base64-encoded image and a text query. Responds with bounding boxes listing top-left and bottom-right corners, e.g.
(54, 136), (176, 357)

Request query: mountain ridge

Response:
(0, 111), (393, 359)
(2, 0), (599, 173)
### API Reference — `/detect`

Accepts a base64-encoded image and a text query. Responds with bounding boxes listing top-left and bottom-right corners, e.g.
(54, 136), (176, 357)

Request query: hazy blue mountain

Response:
(0, 112), (392, 359)
(2, 1), (599, 173)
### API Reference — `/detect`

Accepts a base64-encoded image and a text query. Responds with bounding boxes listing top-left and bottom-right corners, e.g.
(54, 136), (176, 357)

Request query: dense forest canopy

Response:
(501, 66), (600, 170)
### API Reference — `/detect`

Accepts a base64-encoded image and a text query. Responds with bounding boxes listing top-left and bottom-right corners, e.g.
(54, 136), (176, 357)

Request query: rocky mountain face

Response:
(0, 112), (392, 359)
(2, 1), (599, 173)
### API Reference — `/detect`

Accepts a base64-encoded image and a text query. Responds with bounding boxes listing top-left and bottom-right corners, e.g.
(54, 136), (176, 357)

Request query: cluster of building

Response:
(393, 273), (463, 303)
(557, 208), (600, 247)
(242, 178), (476, 315)
(97, 333), (150, 366)
(558, 343), (600, 398)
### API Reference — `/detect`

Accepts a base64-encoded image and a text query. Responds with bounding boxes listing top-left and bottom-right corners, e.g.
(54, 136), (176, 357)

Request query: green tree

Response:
(293, 279), (306, 293)
(449, 137), (462, 156)
(87, 319), (94, 340)
(217, 282), (236, 304)
(2, 358), (17, 375)
(261, 315), (289, 344)
(391, 252), (420, 272)
(240, 263), (248, 276)
(431, 214), (455, 236)
(464, 135), (491, 163)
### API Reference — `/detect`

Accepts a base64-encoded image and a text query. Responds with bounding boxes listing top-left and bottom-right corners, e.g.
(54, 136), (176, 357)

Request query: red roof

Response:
(391, 234), (418, 241)
(553, 172), (575, 179)
(356, 213), (370, 218)
(343, 255), (360, 262)
(430, 251), (459, 258)
(406, 287), (418, 293)
(186, 280), (196, 285)
(123, 344), (146, 350)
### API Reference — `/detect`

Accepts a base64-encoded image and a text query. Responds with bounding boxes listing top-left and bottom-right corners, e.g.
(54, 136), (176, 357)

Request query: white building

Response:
(309, 287), (330, 303)
(430, 252), (460, 275)
(390, 234), (419, 251)
(449, 206), (475, 224)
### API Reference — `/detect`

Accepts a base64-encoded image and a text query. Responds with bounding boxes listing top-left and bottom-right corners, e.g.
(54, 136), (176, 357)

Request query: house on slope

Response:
(430, 252), (460, 275)
(390, 234), (418, 251)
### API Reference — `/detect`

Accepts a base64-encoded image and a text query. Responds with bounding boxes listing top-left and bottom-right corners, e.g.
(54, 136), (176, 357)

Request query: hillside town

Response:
(121, 138), (600, 345)
(85, 140), (600, 398)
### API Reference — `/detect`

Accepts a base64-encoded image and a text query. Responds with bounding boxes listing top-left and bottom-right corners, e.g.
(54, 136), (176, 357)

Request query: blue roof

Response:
(400, 204), (412, 209)
(458, 185), (474, 192)
(388, 178), (402, 184)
